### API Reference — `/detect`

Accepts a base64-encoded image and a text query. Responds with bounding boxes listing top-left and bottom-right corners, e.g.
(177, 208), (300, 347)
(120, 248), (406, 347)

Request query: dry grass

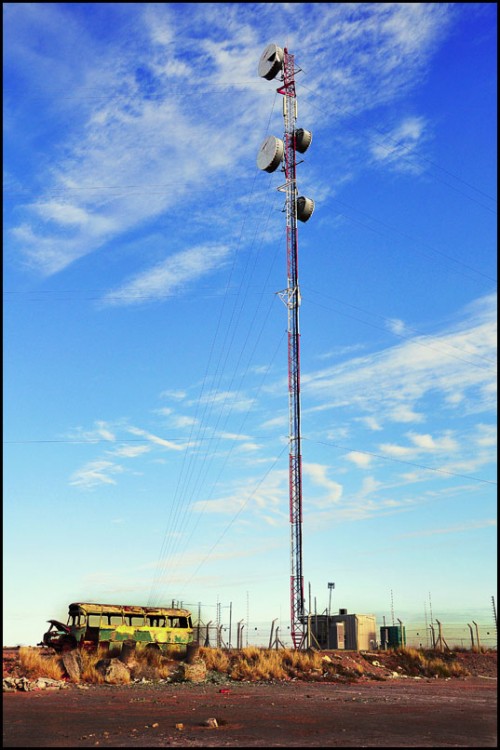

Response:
(199, 647), (333, 681)
(18, 647), (64, 681)
(79, 650), (105, 684)
(394, 647), (470, 678)
(16, 644), (475, 684)
(199, 646), (231, 673)
(230, 649), (288, 681)
(81, 645), (172, 682)
(131, 648), (172, 681)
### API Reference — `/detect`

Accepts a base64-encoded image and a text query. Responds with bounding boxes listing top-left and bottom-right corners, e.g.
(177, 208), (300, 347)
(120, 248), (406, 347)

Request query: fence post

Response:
(236, 620), (244, 650)
(467, 623), (475, 649)
(218, 624), (227, 649)
(204, 620), (212, 647)
(429, 623), (436, 649)
(435, 619), (443, 652)
(472, 620), (481, 651)
(435, 619), (450, 651)
(269, 619), (277, 650)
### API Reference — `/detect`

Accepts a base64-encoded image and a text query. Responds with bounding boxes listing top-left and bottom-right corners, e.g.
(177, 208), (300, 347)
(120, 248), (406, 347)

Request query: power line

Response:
(304, 295), (496, 373)
(2, 436), (274, 445)
(148, 94), (283, 604)
(175, 444), (289, 596)
(298, 82), (497, 212)
(303, 287), (497, 369)
(302, 437), (497, 486)
(327, 195), (496, 285)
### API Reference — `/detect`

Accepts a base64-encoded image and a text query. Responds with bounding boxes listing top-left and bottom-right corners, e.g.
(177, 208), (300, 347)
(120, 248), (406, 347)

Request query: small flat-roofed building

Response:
(305, 609), (377, 650)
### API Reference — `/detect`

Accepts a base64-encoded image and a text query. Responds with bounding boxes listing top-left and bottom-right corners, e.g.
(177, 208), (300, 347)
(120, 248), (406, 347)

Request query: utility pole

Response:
(257, 43), (314, 650)
(328, 582), (335, 617)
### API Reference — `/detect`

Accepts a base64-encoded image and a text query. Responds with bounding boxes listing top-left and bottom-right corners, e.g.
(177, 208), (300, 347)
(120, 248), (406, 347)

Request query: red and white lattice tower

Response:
(257, 45), (314, 649)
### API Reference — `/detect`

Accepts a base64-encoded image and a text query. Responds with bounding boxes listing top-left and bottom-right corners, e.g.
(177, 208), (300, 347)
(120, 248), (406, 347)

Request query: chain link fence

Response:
(404, 624), (497, 650)
(192, 617), (497, 651)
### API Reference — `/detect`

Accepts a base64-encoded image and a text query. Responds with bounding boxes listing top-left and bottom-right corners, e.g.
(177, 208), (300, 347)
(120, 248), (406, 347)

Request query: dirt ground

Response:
(3, 649), (497, 747)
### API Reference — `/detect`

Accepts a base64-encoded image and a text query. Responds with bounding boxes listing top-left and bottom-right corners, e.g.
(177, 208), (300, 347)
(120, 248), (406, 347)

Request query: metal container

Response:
(380, 625), (406, 649)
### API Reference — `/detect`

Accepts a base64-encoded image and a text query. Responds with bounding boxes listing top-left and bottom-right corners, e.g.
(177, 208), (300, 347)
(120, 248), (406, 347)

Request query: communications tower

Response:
(257, 44), (314, 649)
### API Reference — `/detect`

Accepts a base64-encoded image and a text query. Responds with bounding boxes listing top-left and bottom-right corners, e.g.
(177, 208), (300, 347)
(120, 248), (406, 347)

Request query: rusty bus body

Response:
(41, 602), (194, 655)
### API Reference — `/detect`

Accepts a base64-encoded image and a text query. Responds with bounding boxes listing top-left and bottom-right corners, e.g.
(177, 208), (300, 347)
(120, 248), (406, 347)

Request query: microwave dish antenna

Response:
(257, 135), (284, 172)
(258, 43), (284, 80)
(297, 196), (315, 222)
(295, 128), (313, 154)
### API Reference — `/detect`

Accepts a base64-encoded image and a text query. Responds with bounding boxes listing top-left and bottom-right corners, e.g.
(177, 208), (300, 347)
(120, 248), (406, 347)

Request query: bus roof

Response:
(68, 603), (192, 617)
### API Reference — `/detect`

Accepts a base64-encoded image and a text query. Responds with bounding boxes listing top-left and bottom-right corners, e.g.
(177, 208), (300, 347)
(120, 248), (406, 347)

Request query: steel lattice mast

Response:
(279, 49), (304, 650)
(257, 45), (314, 649)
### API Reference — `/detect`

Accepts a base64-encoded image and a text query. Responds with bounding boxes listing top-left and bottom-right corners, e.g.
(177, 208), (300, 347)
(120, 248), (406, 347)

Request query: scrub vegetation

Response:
(392, 647), (470, 678)
(19, 647), (65, 681)
(14, 644), (478, 684)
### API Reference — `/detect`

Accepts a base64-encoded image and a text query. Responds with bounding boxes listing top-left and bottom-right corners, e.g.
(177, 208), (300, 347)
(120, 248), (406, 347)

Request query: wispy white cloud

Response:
(192, 461), (345, 519)
(261, 414), (288, 430)
(127, 426), (188, 451)
(370, 116), (430, 174)
(379, 431), (459, 459)
(346, 451), (373, 469)
(357, 416), (383, 432)
(474, 424), (497, 448)
(408, 432), (458, 452)
(193, 389), (256, 413)
(171, 415), (198, 429)
(69, 459), (124, 489)
(386, 318), (407, 335)
(102, 244), (231, 306)
(160, 390), (187, 401)
(218, 431), (254, 442)
(238, 442), (261, 453)
(67, 420), (116, 443)
(303, 293), (497, 422)
(110, 444), (151, 459)
(379, 433), (460, 459)
(388, 405), (425, 424)
(304, 463), (343, 504)
(5, 3), (455, 283)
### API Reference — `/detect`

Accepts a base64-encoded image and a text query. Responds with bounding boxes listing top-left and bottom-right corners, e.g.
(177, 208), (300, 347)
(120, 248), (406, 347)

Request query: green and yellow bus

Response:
(41, 602), (194, 655)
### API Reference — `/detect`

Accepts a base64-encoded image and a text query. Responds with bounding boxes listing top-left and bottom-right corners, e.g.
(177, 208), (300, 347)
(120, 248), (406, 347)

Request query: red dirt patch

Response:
(3, 648), (497, 747)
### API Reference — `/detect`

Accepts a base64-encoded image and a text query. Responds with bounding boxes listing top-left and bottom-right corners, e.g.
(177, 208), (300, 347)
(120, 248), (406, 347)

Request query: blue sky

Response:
(3, 3), (497, 647)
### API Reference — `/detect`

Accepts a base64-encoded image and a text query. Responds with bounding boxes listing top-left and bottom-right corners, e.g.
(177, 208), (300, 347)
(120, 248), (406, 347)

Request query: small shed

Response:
(306, 610), (377, 650)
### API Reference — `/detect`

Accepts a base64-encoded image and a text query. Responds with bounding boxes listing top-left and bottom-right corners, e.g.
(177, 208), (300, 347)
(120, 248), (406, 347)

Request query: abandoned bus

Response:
(41, 602), (194, 655)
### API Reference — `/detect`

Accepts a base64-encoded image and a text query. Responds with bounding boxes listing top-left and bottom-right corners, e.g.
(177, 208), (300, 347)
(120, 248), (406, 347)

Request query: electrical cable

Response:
(302, 437), (496, 486)
(303, 288), (497, 370)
